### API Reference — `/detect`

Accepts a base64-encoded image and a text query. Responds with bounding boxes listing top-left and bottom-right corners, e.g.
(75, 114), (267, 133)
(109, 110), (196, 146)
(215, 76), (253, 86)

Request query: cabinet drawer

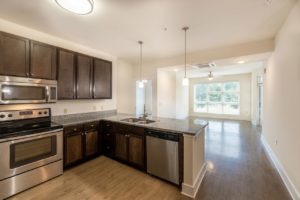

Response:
(64, 124), (84, 135)
(102, 121), (114, 131)
(84, 121), (98, 131)
(130, 126), (144, 136)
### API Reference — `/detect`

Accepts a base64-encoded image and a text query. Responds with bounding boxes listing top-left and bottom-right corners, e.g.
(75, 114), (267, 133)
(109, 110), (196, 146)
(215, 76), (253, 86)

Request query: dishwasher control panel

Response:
(145, 130), (179, 142)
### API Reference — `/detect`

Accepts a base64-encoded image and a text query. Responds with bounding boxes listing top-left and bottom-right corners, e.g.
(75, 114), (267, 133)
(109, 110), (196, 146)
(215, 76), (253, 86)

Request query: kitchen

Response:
(0, 0), (300, 200)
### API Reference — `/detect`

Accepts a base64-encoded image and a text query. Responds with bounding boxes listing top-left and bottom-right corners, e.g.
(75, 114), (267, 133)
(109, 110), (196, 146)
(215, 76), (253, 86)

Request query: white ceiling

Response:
(0, 0), (296, 63)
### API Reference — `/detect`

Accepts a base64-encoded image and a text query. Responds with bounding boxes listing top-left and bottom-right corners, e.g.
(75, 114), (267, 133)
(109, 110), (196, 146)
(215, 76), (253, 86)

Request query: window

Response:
(194, 82), (240, 115)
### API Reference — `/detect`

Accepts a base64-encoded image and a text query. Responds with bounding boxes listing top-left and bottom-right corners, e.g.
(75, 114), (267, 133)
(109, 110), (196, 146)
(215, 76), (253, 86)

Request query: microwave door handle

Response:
(46, 86), (50, 102)
(0, 83), (3, 103)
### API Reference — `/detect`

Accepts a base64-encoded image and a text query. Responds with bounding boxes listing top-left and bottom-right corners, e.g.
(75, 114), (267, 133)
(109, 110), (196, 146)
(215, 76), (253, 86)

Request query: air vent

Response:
(192, 62), (216, 69)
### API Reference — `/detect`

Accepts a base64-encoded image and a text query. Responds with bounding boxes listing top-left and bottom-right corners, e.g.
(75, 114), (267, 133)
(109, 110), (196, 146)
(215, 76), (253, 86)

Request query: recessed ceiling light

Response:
(237, 60), (245, 64)
(173, 68), (179, 72)
(55, 0), (93, 15)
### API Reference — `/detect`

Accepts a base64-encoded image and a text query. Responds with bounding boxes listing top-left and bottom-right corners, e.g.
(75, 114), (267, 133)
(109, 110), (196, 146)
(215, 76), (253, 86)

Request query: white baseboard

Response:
(181, 162), (207, 199)
(261, 135), (300, 200)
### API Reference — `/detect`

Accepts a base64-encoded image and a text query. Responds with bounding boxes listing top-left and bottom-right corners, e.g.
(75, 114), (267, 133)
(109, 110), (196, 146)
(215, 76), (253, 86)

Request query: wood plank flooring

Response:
(8, 119), (291, 200)
(196, 119), (291, 200)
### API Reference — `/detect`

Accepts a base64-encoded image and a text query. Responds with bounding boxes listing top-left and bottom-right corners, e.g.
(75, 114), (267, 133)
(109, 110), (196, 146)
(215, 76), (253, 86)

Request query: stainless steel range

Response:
(0, 108), (63, 199)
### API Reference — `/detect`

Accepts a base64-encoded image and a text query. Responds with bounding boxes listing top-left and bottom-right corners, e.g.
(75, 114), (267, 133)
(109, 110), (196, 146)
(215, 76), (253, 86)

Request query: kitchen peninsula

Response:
(52, 111), (208, 198)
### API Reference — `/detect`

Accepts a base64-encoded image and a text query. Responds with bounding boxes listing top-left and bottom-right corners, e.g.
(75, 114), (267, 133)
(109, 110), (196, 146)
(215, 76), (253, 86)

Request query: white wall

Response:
(189, 73), (252, 121)
(117, 59), (136, 114)
(176, 71), (189, 119)
(157, 70), (177, 118)
(263, 1), (300, 198)
(0, 19), (119, 116)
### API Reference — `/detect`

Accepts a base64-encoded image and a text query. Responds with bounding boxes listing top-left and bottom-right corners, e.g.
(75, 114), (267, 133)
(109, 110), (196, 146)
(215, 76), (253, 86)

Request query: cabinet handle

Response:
(73, 128), (77, 132)
(106, 146), (110, 150)
(26, 72), (30, 76)
(106, 133), (110, 136)
(91, 125), (94, 127)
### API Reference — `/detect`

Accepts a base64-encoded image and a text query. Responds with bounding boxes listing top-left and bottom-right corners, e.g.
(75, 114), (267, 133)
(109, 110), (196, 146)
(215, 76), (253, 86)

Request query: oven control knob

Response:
(38, 112), (42, 115)
(0, 114), (5, 118)
(44, 111), (47, 115)
(8, 114), (13, 118)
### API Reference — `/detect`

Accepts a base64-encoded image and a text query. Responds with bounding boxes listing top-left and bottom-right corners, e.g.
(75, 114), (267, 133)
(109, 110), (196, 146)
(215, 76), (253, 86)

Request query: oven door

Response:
(0, 130), (63, 181)
(0, 82), (48, 104)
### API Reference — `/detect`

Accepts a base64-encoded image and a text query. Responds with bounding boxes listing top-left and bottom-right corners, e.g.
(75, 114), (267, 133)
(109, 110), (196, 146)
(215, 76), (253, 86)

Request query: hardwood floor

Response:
(196, 119), (291, 200)
(8, 156), (190, 200)
(8, 119), (291, 200)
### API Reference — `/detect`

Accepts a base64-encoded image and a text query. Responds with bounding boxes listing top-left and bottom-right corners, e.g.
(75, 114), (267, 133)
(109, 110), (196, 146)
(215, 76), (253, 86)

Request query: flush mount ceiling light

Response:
(237, 60), (245, 64)
(55, 0), (93, 15)
(182, 26), (189, 86)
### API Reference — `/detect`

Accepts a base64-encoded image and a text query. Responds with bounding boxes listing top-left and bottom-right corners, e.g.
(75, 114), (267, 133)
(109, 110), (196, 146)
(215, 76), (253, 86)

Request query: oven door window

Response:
(2, 85), (46, 100)
(10, 136), (57, 169)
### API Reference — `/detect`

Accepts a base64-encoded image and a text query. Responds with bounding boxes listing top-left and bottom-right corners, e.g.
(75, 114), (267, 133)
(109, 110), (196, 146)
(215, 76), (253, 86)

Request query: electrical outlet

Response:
(63, 108), (68, 114)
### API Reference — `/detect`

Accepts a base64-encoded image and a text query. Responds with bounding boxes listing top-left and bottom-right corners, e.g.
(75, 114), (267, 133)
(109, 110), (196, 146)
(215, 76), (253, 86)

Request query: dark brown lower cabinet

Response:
(128, 134), (144, 168)
(64, 122), (100, 168)
(85, 130), (98, 157)
(115, 132), (128, 161)
(65, 132), (83, 166)
(113, 124), (145, 169)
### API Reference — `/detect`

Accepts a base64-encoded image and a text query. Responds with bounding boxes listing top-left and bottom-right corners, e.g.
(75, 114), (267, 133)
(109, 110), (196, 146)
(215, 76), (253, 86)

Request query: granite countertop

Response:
(102, 114), (208, 135)
(52, 111), (208, 136)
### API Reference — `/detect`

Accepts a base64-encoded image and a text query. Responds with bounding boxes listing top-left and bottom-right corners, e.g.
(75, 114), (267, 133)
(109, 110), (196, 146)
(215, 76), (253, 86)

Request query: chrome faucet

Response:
(140, 104), (150, 119)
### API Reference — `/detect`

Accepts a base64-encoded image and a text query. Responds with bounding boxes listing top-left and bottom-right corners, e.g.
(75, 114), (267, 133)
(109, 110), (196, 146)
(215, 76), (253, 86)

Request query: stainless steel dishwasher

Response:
(146, 129), (179, 185)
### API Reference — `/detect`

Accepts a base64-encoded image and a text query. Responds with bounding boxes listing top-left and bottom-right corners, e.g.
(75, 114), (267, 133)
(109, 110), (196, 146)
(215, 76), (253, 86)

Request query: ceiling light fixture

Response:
(138, 41), (145, 88)
(208, 71), (214, 81)
(237, 60), (245, 64)
(55, 0), (94, 15)
(182, 26), (189, 86)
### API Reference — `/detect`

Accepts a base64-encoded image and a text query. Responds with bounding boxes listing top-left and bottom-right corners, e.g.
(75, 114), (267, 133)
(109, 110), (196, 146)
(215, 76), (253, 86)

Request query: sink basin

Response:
(137, 119), (156, 124)
(120, 118), (156, 124)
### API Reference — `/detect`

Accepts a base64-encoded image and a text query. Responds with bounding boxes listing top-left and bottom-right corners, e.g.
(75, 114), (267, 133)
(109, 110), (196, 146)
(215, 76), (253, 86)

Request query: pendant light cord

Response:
(184, 29), (186, 78)
(139, 41), (143, 81)
(182, 27), (189, 78)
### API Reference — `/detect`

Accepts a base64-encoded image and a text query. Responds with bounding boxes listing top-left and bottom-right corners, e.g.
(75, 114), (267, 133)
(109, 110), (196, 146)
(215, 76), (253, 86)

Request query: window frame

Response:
(193, 81), (240, 115)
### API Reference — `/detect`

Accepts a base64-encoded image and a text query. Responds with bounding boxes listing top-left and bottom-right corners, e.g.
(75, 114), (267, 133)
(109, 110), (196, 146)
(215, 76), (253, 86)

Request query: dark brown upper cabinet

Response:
(58, 49), (75, 99)
(93, 58), (112, 99)
(30, 41), (57, 80)
(0, 32), (30, 77)
(76, 54), (92, 99)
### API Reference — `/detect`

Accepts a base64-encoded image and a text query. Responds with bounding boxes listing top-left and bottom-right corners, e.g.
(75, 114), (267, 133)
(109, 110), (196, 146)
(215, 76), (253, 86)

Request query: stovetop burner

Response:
(0, 108), (62, 140)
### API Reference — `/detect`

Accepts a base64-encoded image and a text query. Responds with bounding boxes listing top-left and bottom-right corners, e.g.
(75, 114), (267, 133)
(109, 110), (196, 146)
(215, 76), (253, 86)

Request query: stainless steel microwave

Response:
(0, 76), (57, 104)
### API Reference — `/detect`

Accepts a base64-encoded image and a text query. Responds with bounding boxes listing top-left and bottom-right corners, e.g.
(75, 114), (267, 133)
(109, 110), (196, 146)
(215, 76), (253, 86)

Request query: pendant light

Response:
(182, 27), (189, 86)
(208, 71), (214, 81)
(138, 41), (144, 88)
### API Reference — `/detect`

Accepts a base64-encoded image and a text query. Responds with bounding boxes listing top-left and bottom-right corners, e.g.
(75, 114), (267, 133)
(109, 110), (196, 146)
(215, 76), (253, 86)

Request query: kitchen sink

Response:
(121, 118), (156, 124)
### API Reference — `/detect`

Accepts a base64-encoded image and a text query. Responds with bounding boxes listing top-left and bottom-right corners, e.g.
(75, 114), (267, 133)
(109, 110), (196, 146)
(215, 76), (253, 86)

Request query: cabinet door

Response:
(30, 41), (57, 80)
(58, 49), (75, 99)
(93, 59), (112, 99)
(65, 133), (83, 167)
(128, 134), (144, 168)
(114, 132), (127, 161)
(0, 32), (29, 77)
(76, 54), (92, 99)
(85, 130), (98, 157)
